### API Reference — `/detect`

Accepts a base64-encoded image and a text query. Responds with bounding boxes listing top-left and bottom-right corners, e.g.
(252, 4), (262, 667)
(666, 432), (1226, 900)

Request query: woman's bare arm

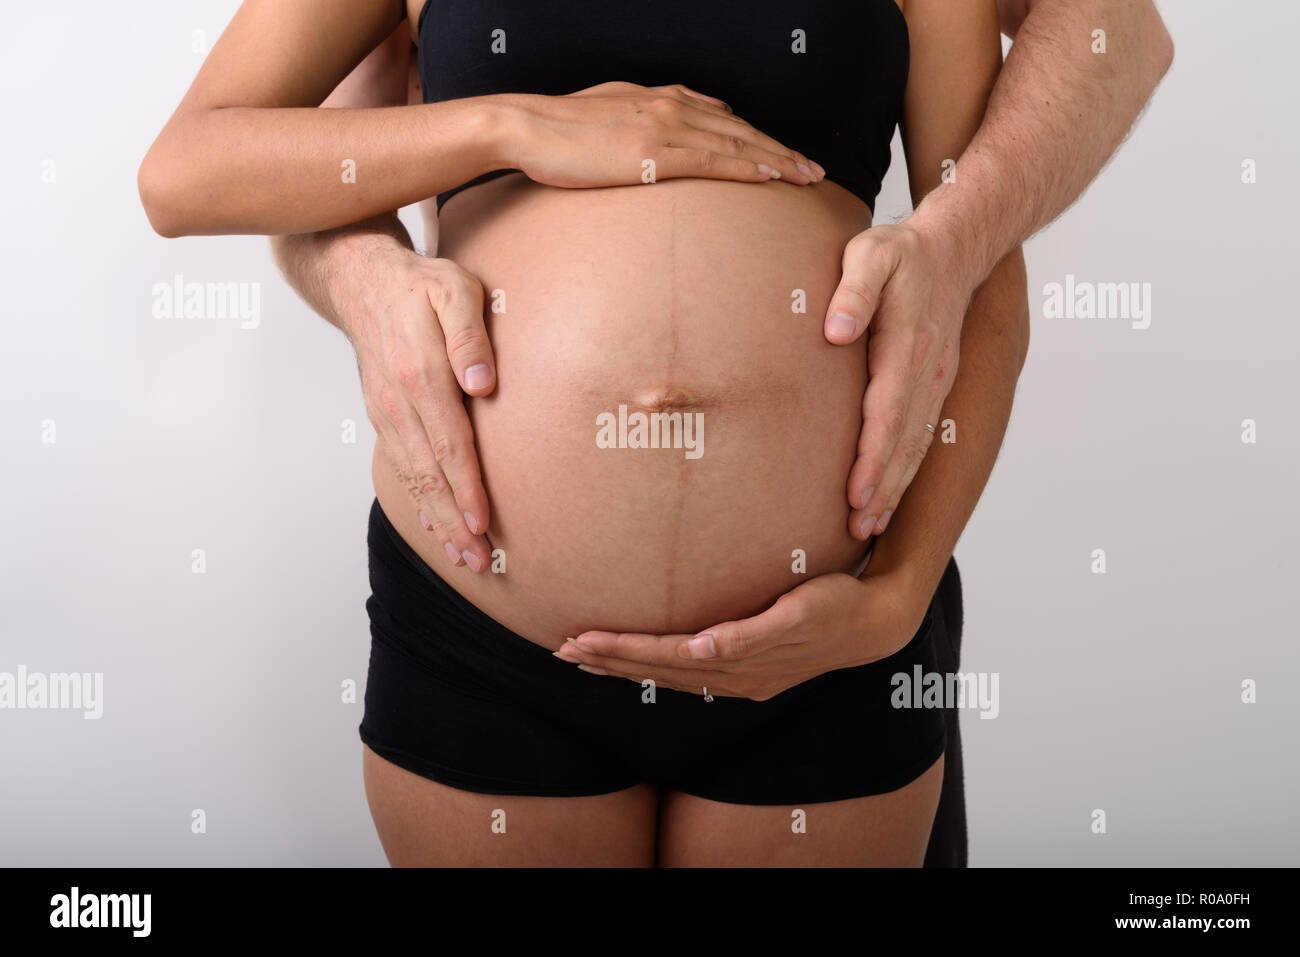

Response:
(137, 0), (505, 237)
(137, 0), (820, 238)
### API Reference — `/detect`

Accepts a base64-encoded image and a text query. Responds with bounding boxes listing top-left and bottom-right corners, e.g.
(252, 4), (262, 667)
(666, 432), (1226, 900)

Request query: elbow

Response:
(137, 140), (195, 238)
(137, 152), (182, 238)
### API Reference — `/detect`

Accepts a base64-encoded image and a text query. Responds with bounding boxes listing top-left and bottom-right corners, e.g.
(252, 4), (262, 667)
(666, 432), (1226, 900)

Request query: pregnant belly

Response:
(374, 173), (873, 649)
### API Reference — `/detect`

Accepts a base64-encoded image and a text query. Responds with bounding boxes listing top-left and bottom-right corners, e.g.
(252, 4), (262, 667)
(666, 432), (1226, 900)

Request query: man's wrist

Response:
(906, 151), (1021, 295)
(905, 205), (987, 302)
(317, 229), (419, 340)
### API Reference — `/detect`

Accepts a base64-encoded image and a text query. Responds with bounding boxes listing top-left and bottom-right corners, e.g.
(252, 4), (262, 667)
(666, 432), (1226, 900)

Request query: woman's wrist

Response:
(859, 534), (946, 638)
(474, 93), (540, 173)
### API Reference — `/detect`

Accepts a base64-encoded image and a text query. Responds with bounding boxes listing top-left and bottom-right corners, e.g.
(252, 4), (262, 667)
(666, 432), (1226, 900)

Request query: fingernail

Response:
(443, 541), (462, 564)
(419, 510), (433, 531)
(757, 163), (773, 178)
(828, 312), (856, 340)
(811, 160), (827, 179)
(555, 643), (581, 662)
(464, 511), (479, 534)
(860, 486), (876, 509)
(462, 550), (483, 572)
(860, 515), (878, 538)
(688, 634), (716, 659)
(876, 509), (893, 533)
(577, 664), (608, 676)
(769, 167), (781, 179)
(796, 162), (813, 179)
(464, 364), (492, 391)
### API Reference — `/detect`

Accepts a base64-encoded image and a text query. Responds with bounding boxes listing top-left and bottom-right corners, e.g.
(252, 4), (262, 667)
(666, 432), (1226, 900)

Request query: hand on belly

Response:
(374, 174), (873, 648)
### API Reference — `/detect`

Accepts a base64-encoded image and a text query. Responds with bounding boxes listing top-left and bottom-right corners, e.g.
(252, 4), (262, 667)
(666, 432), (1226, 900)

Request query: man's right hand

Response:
(352, 250), (496, 573)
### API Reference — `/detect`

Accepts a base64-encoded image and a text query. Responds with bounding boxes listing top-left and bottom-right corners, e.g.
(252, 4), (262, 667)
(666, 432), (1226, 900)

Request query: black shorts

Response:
(359, 498), (949, 805)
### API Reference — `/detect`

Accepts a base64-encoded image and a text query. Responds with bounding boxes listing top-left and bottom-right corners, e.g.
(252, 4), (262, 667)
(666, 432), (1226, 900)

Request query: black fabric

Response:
(924, 557), (968, 868)
(417, 0), (909, 212)
(359, 498), (951, 806)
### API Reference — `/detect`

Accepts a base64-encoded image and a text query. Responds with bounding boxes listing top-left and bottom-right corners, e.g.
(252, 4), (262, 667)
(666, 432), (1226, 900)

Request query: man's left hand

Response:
(824, 222), (977, 540)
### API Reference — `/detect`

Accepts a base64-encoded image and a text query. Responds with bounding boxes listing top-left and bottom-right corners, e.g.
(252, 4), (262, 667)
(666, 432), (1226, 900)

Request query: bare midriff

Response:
(373, 173), (872, 651)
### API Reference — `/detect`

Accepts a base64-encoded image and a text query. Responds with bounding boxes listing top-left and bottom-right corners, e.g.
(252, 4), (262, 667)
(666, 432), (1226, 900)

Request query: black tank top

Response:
(418, 0), (909, 213)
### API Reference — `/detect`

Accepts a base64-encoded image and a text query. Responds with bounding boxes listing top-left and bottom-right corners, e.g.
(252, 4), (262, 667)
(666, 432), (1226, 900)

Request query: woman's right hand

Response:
(503, 82), (825, 188)
(352, 252), (496, 573)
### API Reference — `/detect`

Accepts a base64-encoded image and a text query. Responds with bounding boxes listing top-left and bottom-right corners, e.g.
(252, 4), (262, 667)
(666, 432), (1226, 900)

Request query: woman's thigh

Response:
(656, 755), (944, 867)
(362, 746), (658, 866)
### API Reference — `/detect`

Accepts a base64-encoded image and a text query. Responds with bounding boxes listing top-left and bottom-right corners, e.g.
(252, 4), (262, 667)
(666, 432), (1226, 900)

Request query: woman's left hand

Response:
(554, 570), (927, 701)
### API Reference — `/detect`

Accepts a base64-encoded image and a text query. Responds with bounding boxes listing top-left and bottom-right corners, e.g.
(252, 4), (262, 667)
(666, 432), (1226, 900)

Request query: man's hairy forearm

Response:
(270, 213), (414, 341)
(912, 0), (1173, 287)
(865, 250), (1029, 602)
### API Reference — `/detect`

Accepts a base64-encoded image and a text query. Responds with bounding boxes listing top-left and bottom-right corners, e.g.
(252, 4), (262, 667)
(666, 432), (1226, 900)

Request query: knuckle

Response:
(376, 384), (403, 422)
(390, 459), (414, 488)
(916, 318), (944, 353)
(882, 402), (907, 438)
(430, 433), (459, 467)
(902, 436), (928, 468)
(775, 591), (808, 624)
(393, 359), (427, 392)
(845, 231), (872, 255)
(427, 256), (463, 280)
(649, 96), (678, 118)
(409, 467), (448, 500)
(425, 267), (478, 310)
(891, 223), (920, 254)
(444, 325), (489, 359)
(837, 277), (876, 307)
(725, 624), (749, 659)
(445, 265), (482, 299)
